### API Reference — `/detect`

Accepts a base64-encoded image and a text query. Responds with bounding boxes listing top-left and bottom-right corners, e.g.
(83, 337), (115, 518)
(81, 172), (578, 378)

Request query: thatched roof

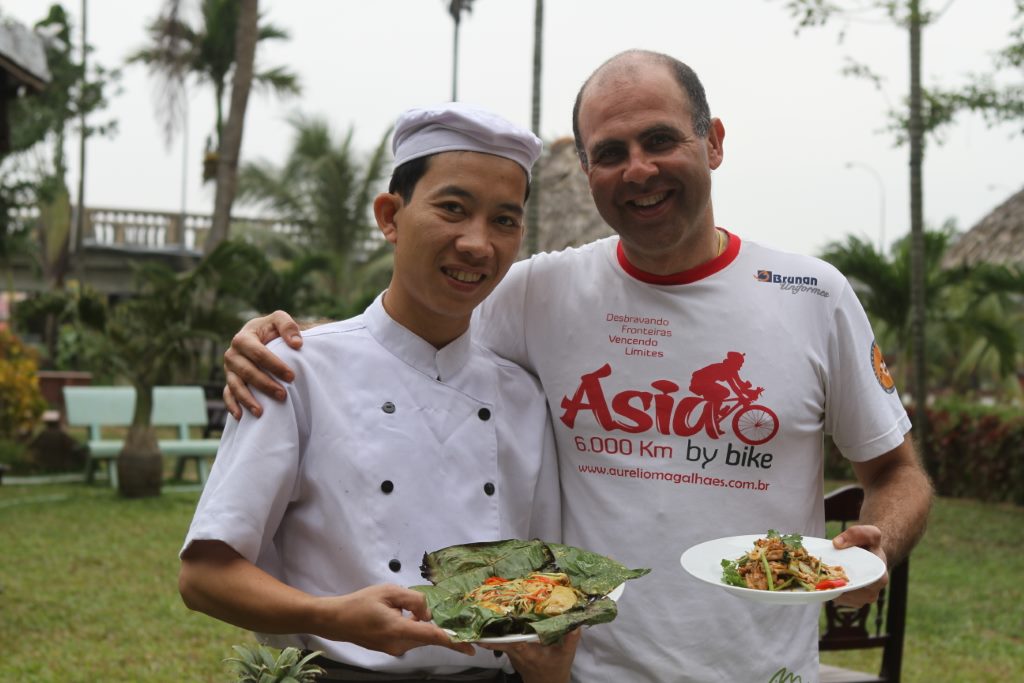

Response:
(943, 185), (1024, 268)
(520, 136), (614, 258)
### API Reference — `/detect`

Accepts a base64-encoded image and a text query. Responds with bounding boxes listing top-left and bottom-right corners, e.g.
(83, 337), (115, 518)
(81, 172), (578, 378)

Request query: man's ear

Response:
(374, 192), (402, 245)
(707, 118), (725, 170)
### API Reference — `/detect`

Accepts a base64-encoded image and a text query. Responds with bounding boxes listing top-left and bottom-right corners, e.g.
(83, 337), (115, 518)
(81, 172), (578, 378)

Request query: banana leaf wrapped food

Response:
(411, 539), (650, 645)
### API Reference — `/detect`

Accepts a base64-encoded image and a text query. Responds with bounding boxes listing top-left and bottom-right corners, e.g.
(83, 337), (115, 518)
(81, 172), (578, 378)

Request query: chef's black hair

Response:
(388, 154), (531, 204)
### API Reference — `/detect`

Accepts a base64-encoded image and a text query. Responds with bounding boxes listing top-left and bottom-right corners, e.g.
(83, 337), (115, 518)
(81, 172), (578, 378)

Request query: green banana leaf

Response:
(411, 539), (650, 645)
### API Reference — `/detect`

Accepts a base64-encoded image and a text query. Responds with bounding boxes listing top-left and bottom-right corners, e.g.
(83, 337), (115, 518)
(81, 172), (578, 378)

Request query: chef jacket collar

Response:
(365, 293), (473, 383)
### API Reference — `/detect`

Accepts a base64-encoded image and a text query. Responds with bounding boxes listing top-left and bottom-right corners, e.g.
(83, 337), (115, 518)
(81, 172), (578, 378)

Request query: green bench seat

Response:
(63, 385), (221, 488)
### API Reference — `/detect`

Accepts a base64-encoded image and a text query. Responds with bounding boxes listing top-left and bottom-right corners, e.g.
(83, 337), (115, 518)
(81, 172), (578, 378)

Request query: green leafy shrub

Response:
(826, 401), (1024, 504)
(0, 328), (46, 440)
(912, 401), (1024, 505)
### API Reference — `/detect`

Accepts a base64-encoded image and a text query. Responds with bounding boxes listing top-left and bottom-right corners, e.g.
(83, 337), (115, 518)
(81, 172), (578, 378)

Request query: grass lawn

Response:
(1, 482), (1022, 682)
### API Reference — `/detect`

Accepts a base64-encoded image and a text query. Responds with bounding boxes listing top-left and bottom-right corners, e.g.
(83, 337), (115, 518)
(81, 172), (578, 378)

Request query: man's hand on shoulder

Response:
(223, 310), (304, 419)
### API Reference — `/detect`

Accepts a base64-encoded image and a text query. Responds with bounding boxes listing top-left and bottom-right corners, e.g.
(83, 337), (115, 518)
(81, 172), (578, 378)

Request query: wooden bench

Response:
(63, 385), (221, 488)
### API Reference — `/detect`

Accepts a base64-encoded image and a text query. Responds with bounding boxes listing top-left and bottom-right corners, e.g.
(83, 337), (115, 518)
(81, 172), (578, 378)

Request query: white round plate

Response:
(679, 535), (885, 605)
(443, 582), (625, 644)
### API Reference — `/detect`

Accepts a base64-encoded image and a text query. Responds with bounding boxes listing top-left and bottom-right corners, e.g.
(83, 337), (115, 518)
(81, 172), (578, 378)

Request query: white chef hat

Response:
(392, 102), (543, 181)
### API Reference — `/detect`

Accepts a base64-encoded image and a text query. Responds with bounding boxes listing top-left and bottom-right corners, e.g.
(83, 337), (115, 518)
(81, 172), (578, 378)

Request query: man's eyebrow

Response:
(433, 184), (474, 199)
(590, 123), (686, 157)
(432, 185), (524, 215)
(640, 123), (683, 139)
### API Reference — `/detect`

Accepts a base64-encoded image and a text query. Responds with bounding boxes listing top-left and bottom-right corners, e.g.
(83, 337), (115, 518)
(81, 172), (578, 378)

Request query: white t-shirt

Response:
(183, 294), (561, 674)
(475, 232), (910, 683)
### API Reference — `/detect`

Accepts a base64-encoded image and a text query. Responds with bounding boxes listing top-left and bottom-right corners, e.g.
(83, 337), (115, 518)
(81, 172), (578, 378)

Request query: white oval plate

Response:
(679, 534), (886, 605)
(443, 582), (625, 644)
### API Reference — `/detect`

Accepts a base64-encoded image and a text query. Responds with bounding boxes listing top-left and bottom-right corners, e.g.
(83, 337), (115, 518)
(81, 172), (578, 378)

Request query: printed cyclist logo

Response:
(558, 352), (780, 446)
(681, 351), (779, 445)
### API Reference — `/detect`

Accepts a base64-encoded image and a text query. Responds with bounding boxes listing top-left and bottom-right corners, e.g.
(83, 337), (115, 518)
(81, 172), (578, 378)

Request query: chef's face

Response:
(374, 151), (528, 347)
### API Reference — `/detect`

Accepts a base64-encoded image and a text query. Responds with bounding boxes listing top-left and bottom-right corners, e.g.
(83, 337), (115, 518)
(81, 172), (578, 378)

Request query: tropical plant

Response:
(10, 282), (107, 369)
(236, 115), (394, 318)
(225, 644), (324, 683)
(75, 241), (271, 497)
(820, 226), (1023, 402)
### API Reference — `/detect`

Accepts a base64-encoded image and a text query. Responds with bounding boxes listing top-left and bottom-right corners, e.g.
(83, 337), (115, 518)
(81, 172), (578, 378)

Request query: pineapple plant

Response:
(225, 643), (325, 682)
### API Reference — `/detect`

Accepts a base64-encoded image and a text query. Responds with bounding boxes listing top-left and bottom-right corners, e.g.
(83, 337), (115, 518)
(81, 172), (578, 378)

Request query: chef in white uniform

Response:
(178, 103), (564, 683)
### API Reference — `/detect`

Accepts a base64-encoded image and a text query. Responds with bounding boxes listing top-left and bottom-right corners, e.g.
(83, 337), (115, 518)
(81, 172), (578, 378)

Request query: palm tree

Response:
(820, 227), (1023, 402)
(83, 240), (271, 497)
(236, 115), (394, 318)
(127, 0), (298, 149)
(446, 0), (476, 101)
(526, 0), (543, 255)
(128, 0), (299, 253)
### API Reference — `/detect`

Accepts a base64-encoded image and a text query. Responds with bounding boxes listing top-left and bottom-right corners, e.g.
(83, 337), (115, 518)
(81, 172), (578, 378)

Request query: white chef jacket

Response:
(182, 294), (561, 674)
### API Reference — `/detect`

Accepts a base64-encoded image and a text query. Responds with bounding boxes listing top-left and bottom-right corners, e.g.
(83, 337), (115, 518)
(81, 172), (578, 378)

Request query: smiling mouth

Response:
(628, 191), (669, 209)
(443, 267), (485, 284)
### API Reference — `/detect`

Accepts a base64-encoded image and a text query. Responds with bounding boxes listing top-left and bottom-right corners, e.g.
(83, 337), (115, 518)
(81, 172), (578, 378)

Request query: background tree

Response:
(446, 0), (476, 101)
(776, 0), (968, 458)
(236, 115), (393, 318)
(128, 0), (299, 253)
(3, 3), (118, 289)
(127, 0), (297, 150)
(526, 0), (543, 255)
(925, 2), (1024, 136)
(820, 227), (1023, 401)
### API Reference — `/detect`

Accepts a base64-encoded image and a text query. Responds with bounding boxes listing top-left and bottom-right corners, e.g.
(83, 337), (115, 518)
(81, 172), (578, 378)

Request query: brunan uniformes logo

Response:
(754, 270), (830, 298)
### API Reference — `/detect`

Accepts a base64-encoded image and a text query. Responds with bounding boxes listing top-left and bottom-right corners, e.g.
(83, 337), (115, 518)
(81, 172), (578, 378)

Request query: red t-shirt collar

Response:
(616, 229), (741, 285)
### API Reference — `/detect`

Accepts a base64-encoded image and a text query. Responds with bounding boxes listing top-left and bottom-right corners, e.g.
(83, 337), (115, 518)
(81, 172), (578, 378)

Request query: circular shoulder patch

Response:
(870, 340), (896, 393)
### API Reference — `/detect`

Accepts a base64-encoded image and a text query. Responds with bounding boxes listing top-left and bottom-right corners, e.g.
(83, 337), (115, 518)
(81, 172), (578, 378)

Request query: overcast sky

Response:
(3, 0), (1022, 257)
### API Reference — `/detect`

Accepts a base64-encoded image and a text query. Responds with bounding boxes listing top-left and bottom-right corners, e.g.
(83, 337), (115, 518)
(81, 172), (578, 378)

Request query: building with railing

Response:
(5, 205), (307, 295)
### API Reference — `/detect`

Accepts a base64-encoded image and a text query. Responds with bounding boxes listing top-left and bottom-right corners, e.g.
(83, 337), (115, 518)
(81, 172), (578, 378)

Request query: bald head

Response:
(572, 50), (712, 168)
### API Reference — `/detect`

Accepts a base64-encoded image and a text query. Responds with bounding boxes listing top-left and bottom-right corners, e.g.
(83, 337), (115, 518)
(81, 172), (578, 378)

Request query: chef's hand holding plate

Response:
(330, 584), (476, 657)
(478, 627), (580, 683)
(831, 524), (889, 608)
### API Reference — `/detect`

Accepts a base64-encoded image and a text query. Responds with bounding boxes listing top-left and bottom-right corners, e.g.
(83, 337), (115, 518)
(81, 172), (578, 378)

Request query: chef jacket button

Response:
(380, 480), (394, 494)
(478, 408), (491, 421)
(382, 401), (396, 414)
(388, 559), (401, 573)
(483, 482), (496, 496)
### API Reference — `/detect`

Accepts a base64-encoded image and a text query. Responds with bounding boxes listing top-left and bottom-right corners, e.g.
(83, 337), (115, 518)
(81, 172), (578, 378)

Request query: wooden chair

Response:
(819, 484), (909, 683)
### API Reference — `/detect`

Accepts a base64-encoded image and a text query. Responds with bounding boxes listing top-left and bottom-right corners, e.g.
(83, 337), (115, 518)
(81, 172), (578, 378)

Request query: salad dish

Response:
(412, 539), (649, 644)
(680, 532), (886, 605)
